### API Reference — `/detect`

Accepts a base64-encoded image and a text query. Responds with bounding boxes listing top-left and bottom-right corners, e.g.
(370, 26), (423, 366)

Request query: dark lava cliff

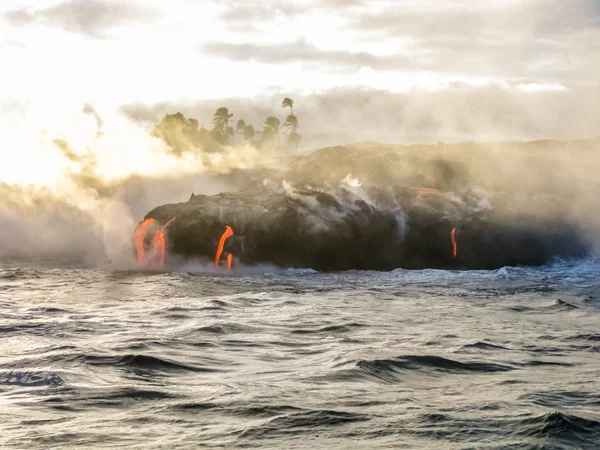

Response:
(137, 142), (595, 270)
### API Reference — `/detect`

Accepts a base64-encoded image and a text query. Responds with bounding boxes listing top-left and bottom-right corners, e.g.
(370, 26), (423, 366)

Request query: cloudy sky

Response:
(1, 0), (599, 142)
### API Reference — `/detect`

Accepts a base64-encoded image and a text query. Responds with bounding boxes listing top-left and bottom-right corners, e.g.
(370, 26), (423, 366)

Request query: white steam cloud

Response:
(0, 103), (277, 266)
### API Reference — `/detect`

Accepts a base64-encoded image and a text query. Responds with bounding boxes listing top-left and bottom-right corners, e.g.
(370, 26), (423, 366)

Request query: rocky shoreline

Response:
(137, 185), (587, 271)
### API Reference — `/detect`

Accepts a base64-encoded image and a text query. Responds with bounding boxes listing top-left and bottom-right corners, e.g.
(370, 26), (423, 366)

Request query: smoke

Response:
(121, 83), (600, 148)
(281, 176), (409, 238)
(0, 103), (284, 266)
(82, 103), (104, 139)
(0, 182), (104, 262)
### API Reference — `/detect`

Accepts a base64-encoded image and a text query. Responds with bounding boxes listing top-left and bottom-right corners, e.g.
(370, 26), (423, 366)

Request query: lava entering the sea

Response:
(152, 218), (176, 267)
(451, 227), (457, 258)
(215, 225), (234, 268)
(227, 253), (233, 269)
(133, 218), (155, 265)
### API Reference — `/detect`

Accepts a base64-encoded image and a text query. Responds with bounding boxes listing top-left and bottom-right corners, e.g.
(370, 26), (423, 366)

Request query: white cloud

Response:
(517, 82), (568, 92)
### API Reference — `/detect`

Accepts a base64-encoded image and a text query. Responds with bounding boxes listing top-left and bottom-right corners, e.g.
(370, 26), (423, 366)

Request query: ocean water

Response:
(1, 259), (600, 449)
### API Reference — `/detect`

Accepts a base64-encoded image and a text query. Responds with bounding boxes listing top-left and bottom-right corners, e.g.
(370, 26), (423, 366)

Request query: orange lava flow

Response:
(133, 218), (155, 264)
(451, 227), (457, 258)
(153, 230), (166, 266)
(215, 225), (234, 268)
(152, 218), (176, 267)
(418, 188), (443, 196)
(227, 253), (233, 270)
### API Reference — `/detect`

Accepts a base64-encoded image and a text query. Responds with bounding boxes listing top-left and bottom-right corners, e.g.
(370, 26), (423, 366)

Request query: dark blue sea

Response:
(1, 259), (600, 449)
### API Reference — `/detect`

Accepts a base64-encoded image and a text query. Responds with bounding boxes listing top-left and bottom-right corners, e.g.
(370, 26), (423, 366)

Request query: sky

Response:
(1, 0), (599, 145)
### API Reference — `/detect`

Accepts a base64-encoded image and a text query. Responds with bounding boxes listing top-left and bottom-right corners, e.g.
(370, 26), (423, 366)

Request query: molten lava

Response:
(451, 227), (457, 258)
(152, 230), (165, 266)
(418, 188), (443, 196)
(215, 225), (234, 268)
(227, 253), (233, 269)
(133, 218), (155, 265)
(152, 218), (176, 267)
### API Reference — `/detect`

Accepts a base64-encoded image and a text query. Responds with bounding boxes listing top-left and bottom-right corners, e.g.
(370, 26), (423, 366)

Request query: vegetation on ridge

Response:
(152, 98), (302, 155)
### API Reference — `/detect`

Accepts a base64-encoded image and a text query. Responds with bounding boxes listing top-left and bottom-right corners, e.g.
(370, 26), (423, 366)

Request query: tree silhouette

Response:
(282, 114), (299, 132)
(261, 125), (275, 145)
(209, 122), (225, 144)
(264, 116), (280, 145)
(227, 125), (235, 145)
(212, 107), (233, 144)
(153, 102), (303, 153)
(243, 124), (255, 142)
(236, 119), (246, 143)
(282, 114), (300, 151)
(153, 112), (220, 154)
(282, 97), (294, 115)
(213, 107), (233, 126)
(287, 131), (302, 151)
(185, 118), (199, 133)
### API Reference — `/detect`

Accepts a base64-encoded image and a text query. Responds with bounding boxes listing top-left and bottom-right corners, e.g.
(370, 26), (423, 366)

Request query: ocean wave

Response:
(403, 410), (600, 447)
(86, 354), (215, 373)
(460, 341), (510, 351)
(291, 323), (368, 335)
(518, 411), (600, 442)
(0, 370), (64, 388)
(357, 355), (514, 382)
(520, 391), (600, 408)
(239, 409), (370, 439)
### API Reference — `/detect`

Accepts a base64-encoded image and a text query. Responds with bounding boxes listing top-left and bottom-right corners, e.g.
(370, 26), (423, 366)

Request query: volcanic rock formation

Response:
(135, 144), (594, 271)
(138, 188), (586, 271)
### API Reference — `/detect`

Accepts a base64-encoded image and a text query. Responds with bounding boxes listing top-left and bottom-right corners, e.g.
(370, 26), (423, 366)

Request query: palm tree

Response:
(185, 118), (199, 133)
(264, 116), (280, 145)
(209, 123), (225, 144)
(287, 131), (301, 151)
(227, 126), (234, 145)
(212, 107), (233, 144)
(282, 115), (300, 151)
(243, 124), (254, 142)
(261, 125), (274, 146)
(282, 114), (299, 132)
(282, 98), (294, 115)
(213, 107), (233, 126)
(236, 120), (246, 143)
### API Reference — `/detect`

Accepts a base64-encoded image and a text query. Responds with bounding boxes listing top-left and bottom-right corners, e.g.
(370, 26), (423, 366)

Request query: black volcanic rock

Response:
(136, 142), (600, 271)
(142, 185), (588, 271)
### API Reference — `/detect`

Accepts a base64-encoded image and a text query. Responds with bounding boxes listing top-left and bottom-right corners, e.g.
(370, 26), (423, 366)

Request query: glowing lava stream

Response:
(451, 227), (457, 258)
(418, 188), (443, 196)
(215, 226), (234, 268)
(152, 218), (176, 267)
(133, 218), (155, 264)
(227, 253), (233, 270)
